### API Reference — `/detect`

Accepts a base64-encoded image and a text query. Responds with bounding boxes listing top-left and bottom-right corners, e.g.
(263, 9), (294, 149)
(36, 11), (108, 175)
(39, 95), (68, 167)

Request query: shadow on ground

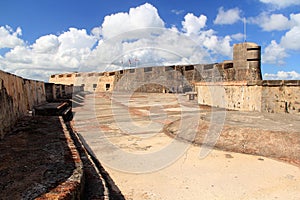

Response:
(0, 116), (74, 200)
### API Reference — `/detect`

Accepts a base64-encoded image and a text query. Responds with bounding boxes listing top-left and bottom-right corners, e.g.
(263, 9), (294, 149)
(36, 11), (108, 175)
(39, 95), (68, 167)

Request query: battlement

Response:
(49, 42), (263, 92)
(48, 42), (300, 114)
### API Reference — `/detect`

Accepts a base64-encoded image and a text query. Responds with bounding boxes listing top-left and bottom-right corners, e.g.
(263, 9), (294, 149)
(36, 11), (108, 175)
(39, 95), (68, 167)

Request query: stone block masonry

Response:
(0, 70), (75, 139)
(48, 42), (299, 114)
(195, 80), (300, 114)
(0, 70), (45, 139)
(49, 42), (263, 93)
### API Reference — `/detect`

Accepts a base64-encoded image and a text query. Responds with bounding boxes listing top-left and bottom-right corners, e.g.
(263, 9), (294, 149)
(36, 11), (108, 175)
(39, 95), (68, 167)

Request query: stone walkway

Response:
(73, 92), (300, 200)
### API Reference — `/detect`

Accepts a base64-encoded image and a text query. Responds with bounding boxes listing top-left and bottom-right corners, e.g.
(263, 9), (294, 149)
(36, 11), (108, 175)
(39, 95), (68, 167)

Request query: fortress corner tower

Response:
(233, 42), (262, 81)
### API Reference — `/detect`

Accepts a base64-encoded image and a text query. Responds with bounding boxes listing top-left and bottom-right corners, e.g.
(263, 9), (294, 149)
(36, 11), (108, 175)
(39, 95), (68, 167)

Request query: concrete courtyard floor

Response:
(72, 92), (300, 200)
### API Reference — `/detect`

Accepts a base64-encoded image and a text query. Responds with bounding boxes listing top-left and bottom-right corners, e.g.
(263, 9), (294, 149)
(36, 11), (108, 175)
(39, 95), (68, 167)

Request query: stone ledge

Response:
(194, 80), (300, 87)
(194, 81), (248, 86)
(36, 117), (84, 200)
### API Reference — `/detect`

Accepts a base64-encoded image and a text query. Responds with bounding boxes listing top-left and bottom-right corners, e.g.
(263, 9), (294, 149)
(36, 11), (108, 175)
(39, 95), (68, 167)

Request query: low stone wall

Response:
(36, 117), (84, 200)
(0, 70), (46, 139)
(0, 70), (76, 139)
(165, 116), (300, 167)
(195, 80), (300, 114)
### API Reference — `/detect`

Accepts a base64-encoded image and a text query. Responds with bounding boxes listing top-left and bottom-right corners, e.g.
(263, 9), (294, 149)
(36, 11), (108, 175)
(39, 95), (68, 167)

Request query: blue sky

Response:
(0, 0), (299, 81)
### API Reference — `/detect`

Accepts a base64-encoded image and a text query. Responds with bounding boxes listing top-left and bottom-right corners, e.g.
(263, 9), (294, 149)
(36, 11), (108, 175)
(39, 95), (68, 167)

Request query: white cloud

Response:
(101, 3), (164, 39)
(171, 9), (184, 15)
(84, 27), (213, 71)
(214, 7), (241, 25)
(259, 0), (300, 9)
(262, 40), (288, 65)
(250, 13), (290, 31)
(290, 13), (300, 26)
(32, 34), (59, 54)
(4, 46), (32, 64)
(91, 27), (102, 39)
(250, 11), (300, 55)
(0, 26), (24, 48)
(0, 27), (97, 77)
(182, 13), (207, 35)
(264, 71), (300, 80)
(281, 26), (300, 50)
(58, 28), (97, 50)
(0, 3), (235, 81)
(202, 34), (232, 57)
(231, 33), (244, 41)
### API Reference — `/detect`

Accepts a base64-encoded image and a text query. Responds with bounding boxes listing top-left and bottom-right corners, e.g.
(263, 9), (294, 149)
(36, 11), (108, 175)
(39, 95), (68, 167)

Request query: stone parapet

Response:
(0, 116), (85, 199)
(195, 80), (300, 114)
(0, 70), (78, 139)
(165, 112), (300, 169)
(36, 117), (84, 200)
(0, 70), (46, 139)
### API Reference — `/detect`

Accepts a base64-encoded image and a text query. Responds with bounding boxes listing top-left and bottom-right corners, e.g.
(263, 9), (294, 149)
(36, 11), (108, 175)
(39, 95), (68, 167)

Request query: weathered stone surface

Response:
(49, 42), (263, 92)
(196, 82), (300, 114)
(0, 70), (76, 139)
(166, 111), (300, 166)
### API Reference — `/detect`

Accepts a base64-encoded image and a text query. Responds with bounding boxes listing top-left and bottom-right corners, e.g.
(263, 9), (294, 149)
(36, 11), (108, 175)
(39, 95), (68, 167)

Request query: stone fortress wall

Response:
(0, 70), (75, 139)
(49, 43), (262, 93)
(196, 80), (300, 114)
(49, 42), (300, 114)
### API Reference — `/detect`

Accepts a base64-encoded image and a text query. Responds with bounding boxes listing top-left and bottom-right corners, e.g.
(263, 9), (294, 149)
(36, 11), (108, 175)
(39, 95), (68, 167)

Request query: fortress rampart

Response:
(49, 42), (300, 114)
(49, 42), (262, 92)
(0, 70), (75, 139)
(0, 42), (300, 198)
(195, 80), (300, 114)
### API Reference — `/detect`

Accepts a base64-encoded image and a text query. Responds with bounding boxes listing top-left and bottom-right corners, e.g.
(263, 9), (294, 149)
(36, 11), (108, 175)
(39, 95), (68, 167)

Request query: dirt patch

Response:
(0, 116), (75, 200)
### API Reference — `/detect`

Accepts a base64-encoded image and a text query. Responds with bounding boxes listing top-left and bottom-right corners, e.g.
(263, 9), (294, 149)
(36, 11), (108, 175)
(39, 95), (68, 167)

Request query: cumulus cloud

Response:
(202, 34), (232, 57)
(290, 13), (300, 26)
(0, 3), (235, 81)
(0, 27), (98, 79)
(0, 26), (24, 48)
(101, 3), (164, 39)
(182, 13), (207, 35)
(259, 0), (300, 9)
(84, 27), (214, 72)
(281, 26), (300, 50)
(262, 40), (288, 65)
(4, 46), (32, 64)
(264, 71), (300, 80)
(32, 34), (59, 54)
(214, 7), (242, 25)
(253, 11), (300, 66)
(58, 28), (97, 50)
(260, 12), (300, 66)
(250, 13), (291, 31)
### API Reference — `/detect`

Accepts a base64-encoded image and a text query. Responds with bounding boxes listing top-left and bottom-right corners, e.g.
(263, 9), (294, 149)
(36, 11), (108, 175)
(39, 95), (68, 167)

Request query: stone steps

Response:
(34, 101), (73, 121)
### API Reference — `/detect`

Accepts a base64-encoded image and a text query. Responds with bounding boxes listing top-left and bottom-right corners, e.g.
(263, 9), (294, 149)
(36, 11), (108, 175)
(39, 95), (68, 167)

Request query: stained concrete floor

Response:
(72, 92), (300, 200)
